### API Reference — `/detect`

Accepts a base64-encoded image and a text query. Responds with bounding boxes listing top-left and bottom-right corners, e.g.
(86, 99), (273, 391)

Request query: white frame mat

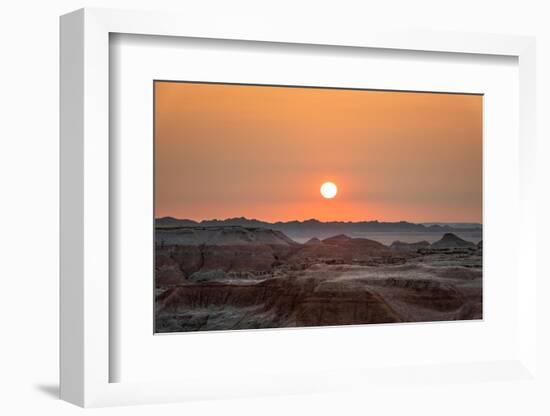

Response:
(60, 7), (537, 408)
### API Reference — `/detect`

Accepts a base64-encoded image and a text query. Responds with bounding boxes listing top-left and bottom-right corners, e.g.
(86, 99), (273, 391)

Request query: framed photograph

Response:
(153, 81), (484, 333)
(60, 8), (538, 408)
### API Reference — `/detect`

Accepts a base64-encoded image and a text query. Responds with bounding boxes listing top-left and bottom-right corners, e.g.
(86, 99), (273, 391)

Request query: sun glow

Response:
(320, 182), (338, 199)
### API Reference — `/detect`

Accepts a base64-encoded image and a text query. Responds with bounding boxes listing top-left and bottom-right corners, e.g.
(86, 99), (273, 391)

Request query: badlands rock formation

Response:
(431, 233), (476, 249)
(155, 227), (482, 332)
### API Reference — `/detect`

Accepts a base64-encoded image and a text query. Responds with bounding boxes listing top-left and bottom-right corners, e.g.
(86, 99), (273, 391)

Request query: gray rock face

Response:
(156, 243), (293, 279)
(156, 226), (296, 246)
(155, 253), (186, 286)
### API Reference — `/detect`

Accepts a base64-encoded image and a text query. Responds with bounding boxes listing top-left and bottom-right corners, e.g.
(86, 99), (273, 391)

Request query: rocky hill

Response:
(286, 234), (398, 267)
(156, 226), (296, 246)
(155, 227), (402, 286)
(431, 233), (476, 249)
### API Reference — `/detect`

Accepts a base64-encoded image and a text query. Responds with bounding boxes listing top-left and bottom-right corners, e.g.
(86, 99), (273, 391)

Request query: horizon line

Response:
(155, 216), (482, 225)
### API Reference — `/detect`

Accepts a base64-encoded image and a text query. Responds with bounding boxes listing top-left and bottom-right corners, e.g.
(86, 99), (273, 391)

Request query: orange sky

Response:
(155, 81), (482, 223)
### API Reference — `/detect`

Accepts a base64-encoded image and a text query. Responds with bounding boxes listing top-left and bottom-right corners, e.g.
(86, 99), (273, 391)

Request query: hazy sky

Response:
(155, 81), (482, 223)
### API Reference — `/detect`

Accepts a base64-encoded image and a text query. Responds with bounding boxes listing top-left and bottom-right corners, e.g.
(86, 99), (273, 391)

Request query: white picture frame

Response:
(60, 7), (538, 408)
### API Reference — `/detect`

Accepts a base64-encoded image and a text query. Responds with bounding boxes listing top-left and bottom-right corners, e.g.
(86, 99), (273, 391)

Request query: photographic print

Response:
(154, 81), (482, 333)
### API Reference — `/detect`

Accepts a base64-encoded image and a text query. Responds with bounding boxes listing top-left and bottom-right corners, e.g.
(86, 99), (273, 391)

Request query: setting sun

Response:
(155, 82), (482, 222)
(320, 182), (338, 199)
(153, 81), (483, 333)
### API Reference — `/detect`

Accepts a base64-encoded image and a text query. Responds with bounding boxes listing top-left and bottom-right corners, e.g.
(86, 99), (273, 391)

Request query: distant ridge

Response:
(157, 216), (199, 227)
(156, 216), (481, 241)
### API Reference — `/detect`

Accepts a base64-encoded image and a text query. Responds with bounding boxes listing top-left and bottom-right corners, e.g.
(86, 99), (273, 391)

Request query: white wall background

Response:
(0, 1), (548, 415)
